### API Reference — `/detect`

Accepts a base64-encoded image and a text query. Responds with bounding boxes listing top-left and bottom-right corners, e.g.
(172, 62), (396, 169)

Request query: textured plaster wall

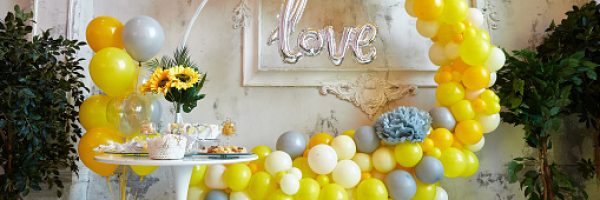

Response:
(1, 0), (598, 199)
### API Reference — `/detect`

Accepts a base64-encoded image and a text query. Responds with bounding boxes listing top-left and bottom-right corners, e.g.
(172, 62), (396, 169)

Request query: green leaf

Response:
(508, 160), (524, 183)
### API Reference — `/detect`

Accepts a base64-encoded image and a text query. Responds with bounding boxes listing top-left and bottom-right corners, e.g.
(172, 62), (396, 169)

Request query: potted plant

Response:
(0, 6), (87, 198)
(495, 49), (596, 199)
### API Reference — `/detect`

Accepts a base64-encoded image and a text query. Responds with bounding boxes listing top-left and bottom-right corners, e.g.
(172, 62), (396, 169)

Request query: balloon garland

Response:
(191, 1), (504, 199)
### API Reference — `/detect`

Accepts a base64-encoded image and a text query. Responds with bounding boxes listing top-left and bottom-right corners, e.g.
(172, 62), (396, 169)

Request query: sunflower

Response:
(169, 65), (200, 90)
(146, 68), (173, 94)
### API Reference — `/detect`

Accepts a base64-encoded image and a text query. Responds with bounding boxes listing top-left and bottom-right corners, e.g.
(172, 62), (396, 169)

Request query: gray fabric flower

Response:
(374, 106), (432, 144)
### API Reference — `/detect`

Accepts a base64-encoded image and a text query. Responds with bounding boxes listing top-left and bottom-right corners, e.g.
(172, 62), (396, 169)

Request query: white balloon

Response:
(230, 191), (251, 200)
(204, 164), (227, 189)
(477, 113), (501, 133)
(405, 0), (415, 17)
(486, 47), (506, 72)
(332, 160), (361, 188)
(288, 167), (303, 180)
(429, 42), (450, 66)
(280, 174), (300, 195)
(444, 42), (460, 59)
(331, 135), (356, 160)
(488, 72), (497, 87)
(416, 20), (440, 38)
(467, 8), (484, 27)
(465, 89), (485, 100)
(466, 137), (485, 152)
(308, 144), (338, 174)
(265, 151), (293, 175)
(434, 186), (449, 200)
(187, 186), (206, 200)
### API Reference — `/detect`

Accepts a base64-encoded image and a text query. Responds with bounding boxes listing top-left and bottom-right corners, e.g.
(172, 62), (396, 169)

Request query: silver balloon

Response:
(351, 24), (377, 64)
(322, 26), (355, 66)
(149, 99), (163, 126)
(430, 107), (456, 131)
(123, 16), (165, 62)
(276, 131), (307, 159)
(275, 0), (307, 63)
(385, 170), (417, 200)
(415, 156), (444, 184)
(298, 28), (324, 56)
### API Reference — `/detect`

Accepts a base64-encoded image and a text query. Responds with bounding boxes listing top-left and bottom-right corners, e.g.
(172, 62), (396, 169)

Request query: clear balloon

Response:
(79, 94), (111, 130)
(372, 147), (396, 173)
(331, 135), (356, 160)
(86, 16), (124, 52)
(308, 144), (338, 174)
(89, 47), (137, 97)
(265, 151), (293, 175)
(78, 127), (123, 176)
(122, 16), (165, 62)
(357, 178), (389, 200)
(394, 142), (423, 167)
(332, 160), (361, 188)
(106, 93), (152, 137)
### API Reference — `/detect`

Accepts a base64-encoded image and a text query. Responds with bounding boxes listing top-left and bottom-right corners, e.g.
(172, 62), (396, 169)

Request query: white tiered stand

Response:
(95, 154), (258, 200)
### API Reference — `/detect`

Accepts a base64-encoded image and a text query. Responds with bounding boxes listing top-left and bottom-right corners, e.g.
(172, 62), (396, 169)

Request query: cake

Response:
(147, 134), (188, 160)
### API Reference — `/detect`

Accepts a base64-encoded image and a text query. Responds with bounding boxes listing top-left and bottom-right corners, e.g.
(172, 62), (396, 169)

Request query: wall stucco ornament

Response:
(233, 0), (251, 29)
(482, 0), (501, 30)
(320, 74), (418, 118)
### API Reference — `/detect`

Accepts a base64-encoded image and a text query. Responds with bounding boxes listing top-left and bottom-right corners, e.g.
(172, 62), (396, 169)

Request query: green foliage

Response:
(0, 6), (87, 199)
(148, 47), (206, 113)
(495, 49), (596, 200)
(537, 1), (600, 129)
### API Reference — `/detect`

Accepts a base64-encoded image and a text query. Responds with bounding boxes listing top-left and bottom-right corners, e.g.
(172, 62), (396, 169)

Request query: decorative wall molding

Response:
(320, 74), (417, 118)
(482, 0), (501, 30)
(232, 0), (250, 29)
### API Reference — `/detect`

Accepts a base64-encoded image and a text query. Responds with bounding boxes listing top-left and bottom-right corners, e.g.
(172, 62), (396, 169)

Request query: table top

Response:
(95, 154), (258, 166)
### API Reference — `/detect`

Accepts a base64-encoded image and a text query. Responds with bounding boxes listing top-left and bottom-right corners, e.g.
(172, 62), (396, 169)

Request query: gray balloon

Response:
(205, 190), (228, 200)
(385, 170), (417, 200)
(354, 126), (380, 153)
(415, 156), (444, 184)
(430, 107), (456, 131)
(123, 16), (165, 61)
(276, 131), (307, 158)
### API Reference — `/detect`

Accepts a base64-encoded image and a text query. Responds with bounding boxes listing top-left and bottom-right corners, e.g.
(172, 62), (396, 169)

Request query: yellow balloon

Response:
(293, 157), (317, 178)
(79, 94), (111, 130)
(429, 128), (454, 149)
(356, 178), (388, 200)
(131, 166), (158, 176)
(319, 184), (348, 200)
(252, 145), (272, 159)
(440, 0), (469, 23)
(295, 178), (321, 200)
(471, 98), (488, 113)
(309, 133), (334, 148)
(189, 165), (207, 186)
(462, 66), (490, 90)
(459, 37), (492, 66)
(187, 184), (208, 200)
(455, 120), (483, 145)
(372, 147), (396, 173)
(450, 100), (475, 122)
(484, 101), (501, 115)
(461, 149), (480, 177)
(434, 71), (453, 84)
(316, 174), (330, 186)
(352, 153), (373, 172)
(89, 47), (137, 97)
(420, 138), (435, 153)
(480, 89), (498, 102)
(413, 181), (436, 200)
(268, 190), (294, 200)
(86, 16), (124, 52)
(224, 163), (252, 191)
(413, 0), (444, 21)
(248, 171), (276, 199)
(440, 148), (466, 178)
(343, 129), (356, 138)
(427, 147), (442, 159)
(394, 142), (423, 167)
(78, 127), (123, 176)
(436, 82), (465, 106)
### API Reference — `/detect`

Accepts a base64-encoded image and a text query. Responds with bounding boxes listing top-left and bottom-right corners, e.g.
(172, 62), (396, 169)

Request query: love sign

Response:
(267, 0), (378, 66)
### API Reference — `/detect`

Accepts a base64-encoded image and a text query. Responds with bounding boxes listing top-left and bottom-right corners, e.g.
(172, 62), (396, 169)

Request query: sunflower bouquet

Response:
(140, 47), (206, 113)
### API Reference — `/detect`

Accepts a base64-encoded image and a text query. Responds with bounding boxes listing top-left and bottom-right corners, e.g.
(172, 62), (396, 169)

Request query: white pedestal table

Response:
(95, 154), (258, 200)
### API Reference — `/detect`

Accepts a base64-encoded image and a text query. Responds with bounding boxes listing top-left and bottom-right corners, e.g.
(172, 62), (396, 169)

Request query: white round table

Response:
(95, 154), (258, 200)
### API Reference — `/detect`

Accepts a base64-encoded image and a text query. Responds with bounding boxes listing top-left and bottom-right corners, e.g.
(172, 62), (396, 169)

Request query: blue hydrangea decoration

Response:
(374, 106), (432, 144)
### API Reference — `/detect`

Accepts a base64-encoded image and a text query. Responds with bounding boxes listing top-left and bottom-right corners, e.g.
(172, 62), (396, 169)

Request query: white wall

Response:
(1, 0), (597, 199)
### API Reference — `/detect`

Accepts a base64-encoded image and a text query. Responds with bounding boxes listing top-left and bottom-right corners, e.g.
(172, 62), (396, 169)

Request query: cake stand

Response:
(95, 154), (258, 200)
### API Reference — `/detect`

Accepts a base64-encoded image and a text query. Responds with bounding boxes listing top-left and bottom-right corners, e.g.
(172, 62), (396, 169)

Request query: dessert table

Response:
(95, 154), (258, 200)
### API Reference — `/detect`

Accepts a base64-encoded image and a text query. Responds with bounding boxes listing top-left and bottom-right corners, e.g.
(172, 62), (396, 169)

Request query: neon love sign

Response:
(267, 0), (378, 66)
